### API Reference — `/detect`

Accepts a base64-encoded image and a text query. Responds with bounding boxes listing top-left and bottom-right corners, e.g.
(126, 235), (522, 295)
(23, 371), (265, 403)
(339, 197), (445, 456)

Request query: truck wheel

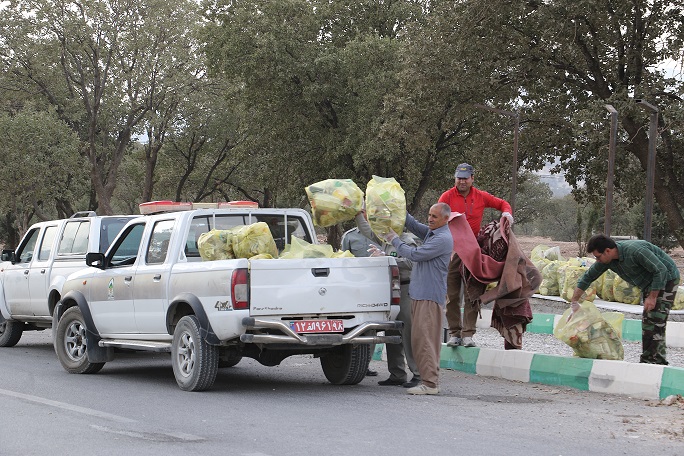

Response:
(0, 320), (24, 347)
(320, 344), (371, 385)
(172, 315), (219, 391)
(54, 307), (105, 374)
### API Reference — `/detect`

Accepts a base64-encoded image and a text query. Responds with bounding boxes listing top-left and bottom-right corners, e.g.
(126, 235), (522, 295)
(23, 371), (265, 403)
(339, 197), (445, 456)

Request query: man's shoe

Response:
(446, 336), (462, 347)
(366, 369), (378, 377)
(407, 383), (439, 395)
(462, 336), (476, 347)
(402, 376), (421, 388)
(378, 378), (405, 386)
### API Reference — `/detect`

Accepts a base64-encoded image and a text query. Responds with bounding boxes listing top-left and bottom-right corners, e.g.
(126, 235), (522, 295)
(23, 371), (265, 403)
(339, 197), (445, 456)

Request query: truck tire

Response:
(54, 307), (105, 374)
(320, 344), (371, 385)
(172, 315), (219, 391)
(0, 320), (24, 347)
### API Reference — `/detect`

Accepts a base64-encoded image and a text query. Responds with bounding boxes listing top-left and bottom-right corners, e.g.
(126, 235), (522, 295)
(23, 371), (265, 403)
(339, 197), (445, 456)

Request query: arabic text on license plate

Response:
(291, 320), (344, 333)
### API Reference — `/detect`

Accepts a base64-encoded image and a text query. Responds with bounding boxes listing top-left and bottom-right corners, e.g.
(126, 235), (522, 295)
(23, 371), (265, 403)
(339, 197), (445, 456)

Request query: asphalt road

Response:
(1, 330), (683, 456)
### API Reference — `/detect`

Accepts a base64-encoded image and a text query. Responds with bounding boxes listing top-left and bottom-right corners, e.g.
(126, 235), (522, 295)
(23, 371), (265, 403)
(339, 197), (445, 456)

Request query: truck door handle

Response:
(24, 270), (29, 275)
(41, 269), (46, 274)
(153, 274), (162, 281)
(311, 268), (330, 277)
(124, 276), (133, 283)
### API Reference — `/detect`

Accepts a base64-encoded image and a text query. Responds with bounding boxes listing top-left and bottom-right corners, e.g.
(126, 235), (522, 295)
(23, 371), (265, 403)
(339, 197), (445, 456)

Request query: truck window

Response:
(38, 225), (59, 261)
(146, 220), (174, 264)
(16, 228), (40, 264)
(254, 215), (312, 250)
(58, 221), (91, 255)
(100, 217), (135, 253)
(109, 223), (145, 267)
(185, 214), (313, 257)
(185, 215), (242, 257)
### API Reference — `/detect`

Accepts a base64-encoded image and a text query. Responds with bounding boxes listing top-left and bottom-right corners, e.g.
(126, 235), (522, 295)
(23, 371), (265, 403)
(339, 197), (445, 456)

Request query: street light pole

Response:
(604, 105), (617, 237)
(636, 99), (659, 242)
(473, 104), (520, 213)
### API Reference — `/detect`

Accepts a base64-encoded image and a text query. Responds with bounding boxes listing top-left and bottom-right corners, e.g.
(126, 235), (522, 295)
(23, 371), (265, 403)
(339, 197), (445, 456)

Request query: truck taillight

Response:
(390, 265), (401, 304)
(231, 268), (249, 310)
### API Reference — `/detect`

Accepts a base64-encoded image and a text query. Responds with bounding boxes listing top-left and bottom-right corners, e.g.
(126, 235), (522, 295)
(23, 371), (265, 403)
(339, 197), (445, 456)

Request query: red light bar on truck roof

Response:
(139, 200), (259, 214)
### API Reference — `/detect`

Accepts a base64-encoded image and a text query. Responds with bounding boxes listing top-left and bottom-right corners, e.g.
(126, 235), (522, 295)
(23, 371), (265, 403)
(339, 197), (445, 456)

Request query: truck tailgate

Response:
(249, 257), (394, 316)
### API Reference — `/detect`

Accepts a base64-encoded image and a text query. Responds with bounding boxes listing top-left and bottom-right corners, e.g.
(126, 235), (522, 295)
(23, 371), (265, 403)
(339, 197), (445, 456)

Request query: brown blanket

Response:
(450, 215), (542, 349)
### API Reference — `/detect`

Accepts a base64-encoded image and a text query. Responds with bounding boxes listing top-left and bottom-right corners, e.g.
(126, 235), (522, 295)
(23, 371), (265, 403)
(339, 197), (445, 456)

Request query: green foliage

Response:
(1, 0), (683, 251)
(0, 107), (87, 240)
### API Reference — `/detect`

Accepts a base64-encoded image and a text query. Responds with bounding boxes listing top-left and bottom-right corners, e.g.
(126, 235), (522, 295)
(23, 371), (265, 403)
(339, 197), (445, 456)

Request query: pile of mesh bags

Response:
(532, 244), (642, 305)
(197, 222), (279, 260)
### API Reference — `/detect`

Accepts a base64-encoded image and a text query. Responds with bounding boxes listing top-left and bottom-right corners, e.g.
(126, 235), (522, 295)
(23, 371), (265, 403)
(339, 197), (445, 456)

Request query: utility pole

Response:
(473, 104), (520, 213)
(604, 105), (617, 236)
(636, 99), (658, 242)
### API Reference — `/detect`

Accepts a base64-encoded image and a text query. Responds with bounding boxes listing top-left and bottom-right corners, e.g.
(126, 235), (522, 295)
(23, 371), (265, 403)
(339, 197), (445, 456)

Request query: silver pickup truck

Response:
(52, 205), (402, 391)
(0, 212), (135, 346)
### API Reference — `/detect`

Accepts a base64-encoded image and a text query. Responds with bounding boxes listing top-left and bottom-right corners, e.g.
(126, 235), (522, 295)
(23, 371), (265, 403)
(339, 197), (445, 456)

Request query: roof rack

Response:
(70, 211), (97, 218)
(138, 200), (259, 215)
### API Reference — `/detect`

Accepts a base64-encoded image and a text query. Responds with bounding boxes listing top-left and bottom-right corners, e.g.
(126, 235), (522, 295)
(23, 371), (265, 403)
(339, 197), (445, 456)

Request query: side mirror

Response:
(1, 249), (15, 263)
(86, 252), (106, 269)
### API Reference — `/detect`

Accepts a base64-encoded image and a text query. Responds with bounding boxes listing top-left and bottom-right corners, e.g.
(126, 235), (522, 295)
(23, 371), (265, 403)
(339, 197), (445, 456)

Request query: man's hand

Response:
(567, 300), (580, 322)
(381, 228), (398, 243)
(367, 244), (385, 257)
(502, 211), (514, 225)
(570, 301), (580, 313)
(643, 295), (657, 312)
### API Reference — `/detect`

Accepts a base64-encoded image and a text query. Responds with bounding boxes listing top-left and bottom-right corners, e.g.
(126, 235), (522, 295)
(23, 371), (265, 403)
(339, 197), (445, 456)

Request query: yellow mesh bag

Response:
(673, 285), (684, 311)
(279, 236), (335, 259)
(197, 229), (236, 260)
(599, 269), (617, 302)
(365, 175), (406, 238)
(305, 179), (364, 227)
(612, 275), (641, 305)
(231, 222), (279, 259)
(554, 302), (624, 360)
(539, 260), (561, 296)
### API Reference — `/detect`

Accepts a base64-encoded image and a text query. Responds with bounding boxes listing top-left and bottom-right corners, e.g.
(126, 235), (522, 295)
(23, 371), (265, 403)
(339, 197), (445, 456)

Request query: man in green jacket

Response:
(569, 234), (680, 365)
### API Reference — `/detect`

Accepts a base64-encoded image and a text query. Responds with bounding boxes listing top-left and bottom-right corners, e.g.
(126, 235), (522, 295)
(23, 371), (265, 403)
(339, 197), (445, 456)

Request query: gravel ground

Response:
(470, 326), (684, 367)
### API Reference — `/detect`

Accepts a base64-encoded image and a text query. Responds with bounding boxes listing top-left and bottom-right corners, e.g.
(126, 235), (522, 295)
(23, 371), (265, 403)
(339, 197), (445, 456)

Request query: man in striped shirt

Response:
(569, 234), (680, 365)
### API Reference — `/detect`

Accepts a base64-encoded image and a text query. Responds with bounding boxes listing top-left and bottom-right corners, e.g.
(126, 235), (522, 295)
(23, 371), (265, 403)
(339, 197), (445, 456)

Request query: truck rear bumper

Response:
(240, 317), (403, 346)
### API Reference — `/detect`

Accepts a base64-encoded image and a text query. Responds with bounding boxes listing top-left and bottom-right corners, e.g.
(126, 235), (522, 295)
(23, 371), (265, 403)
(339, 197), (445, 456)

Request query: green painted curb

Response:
(527, 313), (555, 334)
(529, 354), (592, 391)
(622, 319), (642, 342)
(660, 366), (684, 398)
(440, 345), (479, 374)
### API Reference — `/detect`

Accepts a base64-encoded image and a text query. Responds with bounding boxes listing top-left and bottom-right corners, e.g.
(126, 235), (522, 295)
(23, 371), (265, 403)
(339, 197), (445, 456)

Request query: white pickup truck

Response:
(0, 212), (135, 346)
(52, 205), (402, 391)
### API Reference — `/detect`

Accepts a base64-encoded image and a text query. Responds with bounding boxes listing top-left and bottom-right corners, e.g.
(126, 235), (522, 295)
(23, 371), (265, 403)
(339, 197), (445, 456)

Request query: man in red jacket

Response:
(439, 163), (513, 347)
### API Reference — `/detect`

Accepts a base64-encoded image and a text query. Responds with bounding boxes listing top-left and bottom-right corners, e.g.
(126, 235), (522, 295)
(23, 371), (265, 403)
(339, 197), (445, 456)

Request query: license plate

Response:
(291, 320), (344, 333)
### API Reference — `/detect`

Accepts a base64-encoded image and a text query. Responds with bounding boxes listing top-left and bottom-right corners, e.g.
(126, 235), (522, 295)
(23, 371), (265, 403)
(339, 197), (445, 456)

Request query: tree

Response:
(0, 0), (205, 214)
(0, 107), (85, 244)
(464, 0), (684, 248)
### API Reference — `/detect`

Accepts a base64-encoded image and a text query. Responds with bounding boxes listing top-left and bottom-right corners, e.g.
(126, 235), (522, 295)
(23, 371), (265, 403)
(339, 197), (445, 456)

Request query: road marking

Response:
(0, 388), (136, 423)
(91, 424), (204, 442)
(0, 388), (204, 442)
